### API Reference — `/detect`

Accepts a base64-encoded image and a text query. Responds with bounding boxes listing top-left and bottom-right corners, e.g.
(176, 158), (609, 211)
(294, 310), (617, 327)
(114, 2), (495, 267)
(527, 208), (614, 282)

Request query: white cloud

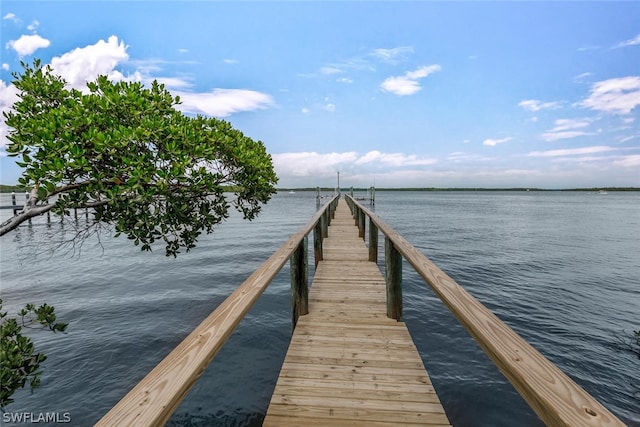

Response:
(6, 34), (51, 56)
(541, 118), (593, 141)
(50, 35), (129, 90)
(0, 80), (20, 155)
(371, 46), (413, 63)
(336, 77), (353, 84)
(518, 99), (561, 112)
(380, 65), (441, 96)
(2, 64), (9, 71)
(301, 107), (310, 114)
(272, 150), (437, 182)
(26, 20), (40, 31)
(324, 103), (336, 112)
(446, 152), (491, 163)
(320, 66), (342, 75)
(354, 150), (437, 167)
(223, 58), (238, 64)
(528, 146), (615, 157)
(618, 135), (638, 143)
(483, 137), (513, 146)
(272, 152), (359, 178)
(541, 131), (592, 142)
(581, 76), (640, 114)
(2, 13), (18, 23)
(153, 76), (192, 89)
(614, 34), (640, 49)
(573, 72), (593, 83)
(175, 89), (274, 117)
(613, 155), (640, 168)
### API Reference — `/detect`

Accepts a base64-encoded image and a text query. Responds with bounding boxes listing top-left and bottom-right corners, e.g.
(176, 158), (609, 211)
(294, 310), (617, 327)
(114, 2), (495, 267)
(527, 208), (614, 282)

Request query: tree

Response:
(0, 60), (277, 407)
(0, 299), (68, 408)
(1, 60), (278, 256)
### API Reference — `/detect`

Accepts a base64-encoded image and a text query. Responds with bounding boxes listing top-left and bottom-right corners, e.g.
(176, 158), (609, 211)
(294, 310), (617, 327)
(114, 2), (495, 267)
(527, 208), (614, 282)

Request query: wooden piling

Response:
(385, 236), (402, 320)
(290, 236), (309, 329)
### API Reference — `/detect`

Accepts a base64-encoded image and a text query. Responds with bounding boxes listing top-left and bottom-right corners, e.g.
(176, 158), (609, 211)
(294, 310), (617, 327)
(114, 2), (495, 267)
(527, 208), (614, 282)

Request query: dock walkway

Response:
(264, 199), (451, 426)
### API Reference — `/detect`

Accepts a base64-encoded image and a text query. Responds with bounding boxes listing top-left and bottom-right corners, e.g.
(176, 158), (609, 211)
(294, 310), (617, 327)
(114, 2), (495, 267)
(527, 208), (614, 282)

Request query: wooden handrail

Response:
(96, 194), (339, 426)
(345, 195), (624, 427)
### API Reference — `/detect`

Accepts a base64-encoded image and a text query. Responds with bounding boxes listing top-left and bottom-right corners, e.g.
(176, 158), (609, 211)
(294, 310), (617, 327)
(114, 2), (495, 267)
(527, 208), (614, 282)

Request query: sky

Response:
(1, 1), (639, 189)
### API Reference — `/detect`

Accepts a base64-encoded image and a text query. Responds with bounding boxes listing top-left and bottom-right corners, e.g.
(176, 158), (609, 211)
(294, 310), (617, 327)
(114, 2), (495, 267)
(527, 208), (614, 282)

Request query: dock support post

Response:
(385, 237), (402, 320)
(291, 236), (309, 330)
(331, 196), (337, 219)
(321, 210), (328, 239)
(358, 209), (365, 239)
(25, 192), (31, 224)
(314, 219), (323, 269)
(369, 220), (378, 263)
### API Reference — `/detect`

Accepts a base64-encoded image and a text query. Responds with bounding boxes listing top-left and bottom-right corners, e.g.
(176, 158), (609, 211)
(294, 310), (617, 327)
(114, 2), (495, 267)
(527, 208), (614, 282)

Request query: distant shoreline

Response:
(281, 187), (640, 192)
(1, 184), (639, 193)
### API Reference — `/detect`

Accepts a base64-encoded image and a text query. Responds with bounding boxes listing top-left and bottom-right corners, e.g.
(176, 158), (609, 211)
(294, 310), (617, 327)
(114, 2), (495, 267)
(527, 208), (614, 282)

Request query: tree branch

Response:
(0, 204), (54, 236)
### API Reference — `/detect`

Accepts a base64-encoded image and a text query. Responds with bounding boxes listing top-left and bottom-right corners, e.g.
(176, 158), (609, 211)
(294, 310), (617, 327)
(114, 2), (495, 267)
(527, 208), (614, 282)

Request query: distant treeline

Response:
(0, 185), (26, 193)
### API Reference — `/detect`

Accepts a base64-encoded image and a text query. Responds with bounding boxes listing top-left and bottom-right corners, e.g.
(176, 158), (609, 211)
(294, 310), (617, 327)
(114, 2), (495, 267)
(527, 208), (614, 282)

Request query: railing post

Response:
(291, 236), (309, 330)
(358, 209), (365, 239)
(25, 192), (31, 224)
(313, 219), (323, 269)
(11, 192), (17, 215)
(385, 237), (402, 320)
(332, 196), (337, 219)
(321, 209), (328, 239)
(369, 219), (378, 263)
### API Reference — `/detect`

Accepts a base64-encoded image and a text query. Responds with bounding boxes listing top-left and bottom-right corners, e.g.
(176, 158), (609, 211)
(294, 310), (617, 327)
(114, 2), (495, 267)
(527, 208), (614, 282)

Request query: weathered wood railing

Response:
(0, 192), (86, 222)
(0, 192), (30, 215)
(96, 194), (339, 426)
(344, 194), (624, 427)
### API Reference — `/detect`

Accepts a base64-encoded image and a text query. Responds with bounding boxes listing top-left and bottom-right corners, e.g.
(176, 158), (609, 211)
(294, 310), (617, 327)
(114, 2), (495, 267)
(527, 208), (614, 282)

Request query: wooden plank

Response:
(264, 414), (450, 427)
(272, 376), (438, 393)
(265, 403), (450, 425)
(264, 198), (451, 426)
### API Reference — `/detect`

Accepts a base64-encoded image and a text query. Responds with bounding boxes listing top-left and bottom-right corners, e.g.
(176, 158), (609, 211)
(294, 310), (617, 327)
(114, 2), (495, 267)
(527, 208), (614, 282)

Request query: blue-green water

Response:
(0, 191), (638, 426)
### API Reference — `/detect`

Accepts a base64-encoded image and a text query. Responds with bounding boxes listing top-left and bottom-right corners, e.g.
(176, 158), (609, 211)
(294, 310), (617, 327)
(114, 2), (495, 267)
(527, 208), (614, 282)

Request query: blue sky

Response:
(1, 1), (639, 189)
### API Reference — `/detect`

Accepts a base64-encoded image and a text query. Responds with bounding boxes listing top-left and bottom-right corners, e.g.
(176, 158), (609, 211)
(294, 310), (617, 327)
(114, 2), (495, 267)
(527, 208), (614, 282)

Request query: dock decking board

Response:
(263, 199), (451, 426)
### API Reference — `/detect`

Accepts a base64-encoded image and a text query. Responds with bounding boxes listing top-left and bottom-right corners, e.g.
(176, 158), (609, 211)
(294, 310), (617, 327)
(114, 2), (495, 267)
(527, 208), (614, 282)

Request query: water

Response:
(0, 191), (638, 426)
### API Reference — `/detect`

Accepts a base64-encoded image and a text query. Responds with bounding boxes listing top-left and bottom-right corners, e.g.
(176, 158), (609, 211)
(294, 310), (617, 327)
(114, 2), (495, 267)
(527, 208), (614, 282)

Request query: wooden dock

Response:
(97, 194), (625, 427)
(264, 199), (451, 426)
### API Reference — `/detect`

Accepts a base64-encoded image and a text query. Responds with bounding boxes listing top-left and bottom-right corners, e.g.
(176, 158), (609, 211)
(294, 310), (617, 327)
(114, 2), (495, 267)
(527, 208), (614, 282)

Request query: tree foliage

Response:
(1, 60), (278, 256)
(0, 299), (68, 408)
